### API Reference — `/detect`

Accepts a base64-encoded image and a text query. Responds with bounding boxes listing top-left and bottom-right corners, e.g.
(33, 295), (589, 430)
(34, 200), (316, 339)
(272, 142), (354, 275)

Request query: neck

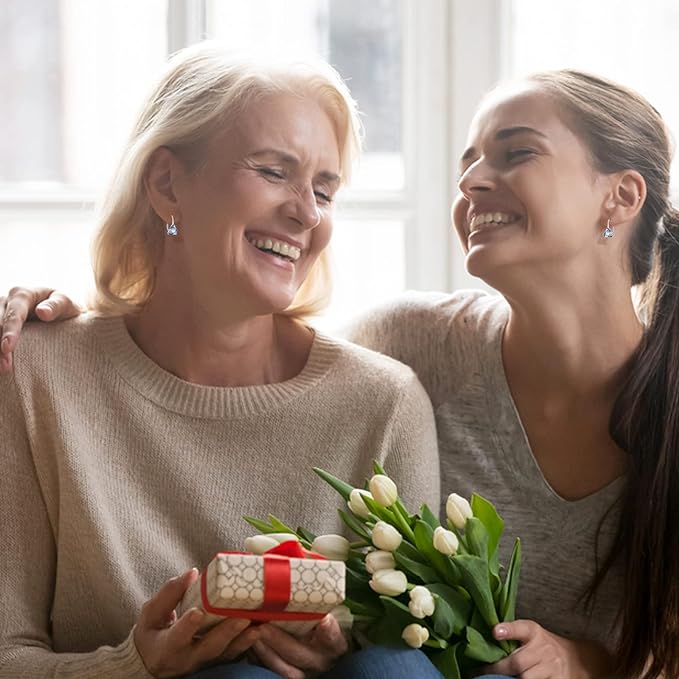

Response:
(499, 267), (644, 405)
(125, 275), (312, 387)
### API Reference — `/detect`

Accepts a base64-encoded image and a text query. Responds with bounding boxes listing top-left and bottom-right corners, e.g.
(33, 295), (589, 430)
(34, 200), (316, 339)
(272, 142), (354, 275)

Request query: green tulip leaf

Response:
(313, 467), (355, 501)
(427, 583), (473, 635)
(394, 550), (439, 584)
(372, 460), (387, 476)
(267, 515), (297, 534)
(453, 554), (500, 629)
(379, 595), (414, 618)
(500, 538), (522, 622)
(344, 597), (384, 618)
(362, 494), (399, 524)
(464, 517), (489, 561)
(432, 642), (463, 679)
(470, 494), (504, 558)
(413, 520), (456, 582)
(337, 508), (372, 541)
(295, 526), (317, 545)
(420, 503), (441, 530)
(397, 539), (431, 565)
(464, 627), (507, 664)
(243, 515), (278, 534)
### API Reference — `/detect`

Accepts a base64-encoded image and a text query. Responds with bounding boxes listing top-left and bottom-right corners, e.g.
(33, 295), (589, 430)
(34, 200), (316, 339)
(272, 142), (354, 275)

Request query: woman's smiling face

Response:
(169, 92), (341, 317)
(452, 82), (612, 286)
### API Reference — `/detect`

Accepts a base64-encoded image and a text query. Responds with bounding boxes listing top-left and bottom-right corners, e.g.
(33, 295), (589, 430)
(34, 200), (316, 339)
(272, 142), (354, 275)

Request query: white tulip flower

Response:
(347, 488), (372, 519)
(371, 521), (403, 551)
(311, 534), (351, 561)
(432, 526), (459, 556)
(265, 532), (300, 544)
(368, 568), (408, 596)
(368, 474), (398, 507)
(401, 623), (429, 648)
(408, 585), (436, 619)
(365, 549), (396, 574)
(446, 493), (473, 530)
(244, 534), (280, 554)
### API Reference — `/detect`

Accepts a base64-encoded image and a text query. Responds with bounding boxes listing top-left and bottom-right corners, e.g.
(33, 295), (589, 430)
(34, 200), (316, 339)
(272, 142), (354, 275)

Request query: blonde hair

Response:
(91, 42), (362, 319)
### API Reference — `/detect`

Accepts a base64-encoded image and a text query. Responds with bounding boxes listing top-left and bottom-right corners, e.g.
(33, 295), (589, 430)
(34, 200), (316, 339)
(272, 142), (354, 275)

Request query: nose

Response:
(457, 157), (496, 197)
(287, 184), (321, 230)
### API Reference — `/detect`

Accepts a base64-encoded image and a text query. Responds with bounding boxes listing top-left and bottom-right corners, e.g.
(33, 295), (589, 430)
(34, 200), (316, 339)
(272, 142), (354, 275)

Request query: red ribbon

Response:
(200, 540), (328, 621)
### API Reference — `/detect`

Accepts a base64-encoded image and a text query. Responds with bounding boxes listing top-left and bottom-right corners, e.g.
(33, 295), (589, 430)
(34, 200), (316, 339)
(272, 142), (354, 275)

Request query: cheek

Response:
(451, 194), (469, 248)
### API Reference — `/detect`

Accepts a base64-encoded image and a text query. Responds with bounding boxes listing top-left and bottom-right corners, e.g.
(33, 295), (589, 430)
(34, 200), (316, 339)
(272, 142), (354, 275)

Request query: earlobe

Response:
(145, 146), (182, 224)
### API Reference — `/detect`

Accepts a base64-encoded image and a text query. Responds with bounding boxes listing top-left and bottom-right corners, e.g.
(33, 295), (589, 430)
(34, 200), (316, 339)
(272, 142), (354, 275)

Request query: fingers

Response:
(309, 615), (348, 654)
(485, 644), (540, 677)
(252, 620), (346, 677)
(494, 619), (540, 644)
(252, 639), (306, 679)
(139, 568), (199, 630)
(34, 292), (82, 322)
(193, 618), (256, 663)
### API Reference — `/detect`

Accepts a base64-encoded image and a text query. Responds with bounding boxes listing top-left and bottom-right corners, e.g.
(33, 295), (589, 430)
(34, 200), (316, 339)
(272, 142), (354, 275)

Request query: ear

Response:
(604, 170), (646, 226)
(144, 146), (185, 225)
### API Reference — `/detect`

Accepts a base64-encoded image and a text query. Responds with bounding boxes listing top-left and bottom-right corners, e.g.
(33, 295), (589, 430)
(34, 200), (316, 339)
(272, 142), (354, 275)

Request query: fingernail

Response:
(495, 625), (507, 638)
(1, 337), (9, 354)
(190, 609), (205, 623)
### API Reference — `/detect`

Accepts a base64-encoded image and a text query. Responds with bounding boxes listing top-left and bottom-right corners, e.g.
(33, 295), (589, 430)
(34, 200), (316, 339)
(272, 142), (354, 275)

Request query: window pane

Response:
(507, 0), (679, 194)
(315, 219), (406, 330)
(205, 0), (404, 191)
(0, 0), (168, 193)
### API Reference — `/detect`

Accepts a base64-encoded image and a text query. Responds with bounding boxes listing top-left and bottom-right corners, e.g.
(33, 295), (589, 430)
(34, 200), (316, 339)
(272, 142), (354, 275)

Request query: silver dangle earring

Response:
(602, 218), (614, 239)
(166, 215), (178, 237)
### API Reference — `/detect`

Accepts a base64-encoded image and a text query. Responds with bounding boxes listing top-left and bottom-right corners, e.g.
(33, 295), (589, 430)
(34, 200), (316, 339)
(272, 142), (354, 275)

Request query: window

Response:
(0, 0), (452, 330)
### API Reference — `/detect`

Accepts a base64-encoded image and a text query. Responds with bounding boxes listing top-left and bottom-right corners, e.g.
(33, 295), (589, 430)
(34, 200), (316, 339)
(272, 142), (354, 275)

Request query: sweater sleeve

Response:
(0, 372), (153, 679)
(379, 371), (441, 519)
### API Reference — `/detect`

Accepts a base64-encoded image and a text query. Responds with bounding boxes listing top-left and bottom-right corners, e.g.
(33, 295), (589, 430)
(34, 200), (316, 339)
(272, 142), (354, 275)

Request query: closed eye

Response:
(314, 190), (333, 205)
(506, 148), (536, 162)
(258, 167), (285, 180)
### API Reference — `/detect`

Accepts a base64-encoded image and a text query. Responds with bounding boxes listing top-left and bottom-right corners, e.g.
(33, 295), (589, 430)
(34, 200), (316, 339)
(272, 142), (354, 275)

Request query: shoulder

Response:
(12, 314), (115, 378)
(316, 330), (424, 393)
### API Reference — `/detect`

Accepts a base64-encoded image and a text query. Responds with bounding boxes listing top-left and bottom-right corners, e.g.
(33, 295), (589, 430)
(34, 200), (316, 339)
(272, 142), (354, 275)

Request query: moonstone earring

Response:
(166, 215), (178, 237)
(602, 218), (614, 239)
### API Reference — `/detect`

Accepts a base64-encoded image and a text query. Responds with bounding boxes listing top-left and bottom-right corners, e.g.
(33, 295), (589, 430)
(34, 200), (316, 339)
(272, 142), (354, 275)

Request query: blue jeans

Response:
(188, 646), (444, 678)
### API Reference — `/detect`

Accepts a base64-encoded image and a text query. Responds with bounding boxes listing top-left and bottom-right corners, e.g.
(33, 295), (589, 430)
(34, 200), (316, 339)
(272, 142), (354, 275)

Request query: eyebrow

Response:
(460, 126), (548, 165)
(250, 148), (341, 185)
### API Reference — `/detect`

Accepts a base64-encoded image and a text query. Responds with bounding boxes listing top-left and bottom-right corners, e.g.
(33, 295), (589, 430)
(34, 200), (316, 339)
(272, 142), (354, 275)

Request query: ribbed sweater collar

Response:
(92, 315), (341, 419)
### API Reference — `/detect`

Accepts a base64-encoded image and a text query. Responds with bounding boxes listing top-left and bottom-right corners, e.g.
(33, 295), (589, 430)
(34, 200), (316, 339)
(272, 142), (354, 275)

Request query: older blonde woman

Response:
(0, 44), (441, 679)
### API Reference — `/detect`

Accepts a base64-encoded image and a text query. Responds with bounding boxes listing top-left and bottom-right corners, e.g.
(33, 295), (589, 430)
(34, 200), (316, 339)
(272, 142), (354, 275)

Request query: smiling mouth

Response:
(246, 236), (301, 262)
(468, 211), (520, 236)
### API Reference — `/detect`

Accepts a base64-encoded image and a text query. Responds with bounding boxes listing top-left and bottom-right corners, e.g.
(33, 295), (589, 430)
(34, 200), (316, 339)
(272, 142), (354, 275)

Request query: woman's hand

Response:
(0, 287), (80, 373)
(134, 569), (260, 678)
(484, 620), (614, 679)
(250, 614), (349, 679)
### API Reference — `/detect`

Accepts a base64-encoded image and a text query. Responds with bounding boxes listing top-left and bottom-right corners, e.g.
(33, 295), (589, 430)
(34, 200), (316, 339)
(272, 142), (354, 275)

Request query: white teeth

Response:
(247, 237), (301, 262)
(469, 212), (518, 230)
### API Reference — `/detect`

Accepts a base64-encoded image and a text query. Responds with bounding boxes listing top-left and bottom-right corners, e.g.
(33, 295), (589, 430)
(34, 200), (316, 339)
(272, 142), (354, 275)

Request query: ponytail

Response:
(608, 205), (679, 679)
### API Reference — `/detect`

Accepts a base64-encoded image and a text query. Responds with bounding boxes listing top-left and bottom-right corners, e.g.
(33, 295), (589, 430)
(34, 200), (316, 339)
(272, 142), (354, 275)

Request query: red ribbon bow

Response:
(200, 540), (328, 621)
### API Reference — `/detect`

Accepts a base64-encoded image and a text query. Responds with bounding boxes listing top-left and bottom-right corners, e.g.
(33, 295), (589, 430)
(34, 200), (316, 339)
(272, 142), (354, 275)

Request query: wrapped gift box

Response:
(180, 540), (346, 637)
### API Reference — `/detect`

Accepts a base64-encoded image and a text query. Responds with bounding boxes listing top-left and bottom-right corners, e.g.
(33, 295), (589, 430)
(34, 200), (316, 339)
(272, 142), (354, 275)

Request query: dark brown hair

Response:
(528, 70), (679, 679)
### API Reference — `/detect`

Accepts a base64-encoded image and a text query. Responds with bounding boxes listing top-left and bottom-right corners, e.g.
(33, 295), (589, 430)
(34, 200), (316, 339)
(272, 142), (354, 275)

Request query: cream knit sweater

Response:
(0, 315), (439, 678)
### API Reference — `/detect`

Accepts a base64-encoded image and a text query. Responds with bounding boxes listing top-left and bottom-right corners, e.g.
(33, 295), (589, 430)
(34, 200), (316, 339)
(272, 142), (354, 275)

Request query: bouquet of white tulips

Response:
(245, 462), (521, 679)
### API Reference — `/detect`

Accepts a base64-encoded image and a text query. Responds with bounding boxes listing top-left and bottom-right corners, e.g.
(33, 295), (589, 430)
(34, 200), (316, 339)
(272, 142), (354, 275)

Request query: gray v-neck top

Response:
(347, 289), (624, 649)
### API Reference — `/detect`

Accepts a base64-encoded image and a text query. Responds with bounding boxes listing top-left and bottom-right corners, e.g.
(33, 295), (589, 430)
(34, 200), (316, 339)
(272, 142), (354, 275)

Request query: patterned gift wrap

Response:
(180, 541), (346, 636)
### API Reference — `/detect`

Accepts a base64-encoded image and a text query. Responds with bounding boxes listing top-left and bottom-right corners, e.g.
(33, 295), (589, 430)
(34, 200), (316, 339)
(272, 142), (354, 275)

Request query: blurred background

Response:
(1, 0), (678, 328)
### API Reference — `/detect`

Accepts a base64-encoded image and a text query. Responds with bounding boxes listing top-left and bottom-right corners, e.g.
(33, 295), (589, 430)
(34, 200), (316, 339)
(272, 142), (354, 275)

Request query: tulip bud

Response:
(408, 585), (436, 619)
(368, 474), (398, 507)
(265, 532), (300, 544)
(432, 526), (459, 556)
(347, 489), (372, 519)
(401, 623), (429, 648)
(446, 493), (473, 530)
(371, 521), (402, 551)
(365, 549), (396, 574)
(311, 534), (350, 561)
(244, 534), (280, 554)
(368, 568), (408, 596)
